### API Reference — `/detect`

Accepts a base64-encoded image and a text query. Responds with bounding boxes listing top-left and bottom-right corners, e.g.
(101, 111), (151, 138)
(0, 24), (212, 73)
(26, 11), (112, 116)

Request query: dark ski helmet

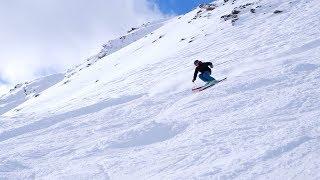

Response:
(194, 60), (201, 66)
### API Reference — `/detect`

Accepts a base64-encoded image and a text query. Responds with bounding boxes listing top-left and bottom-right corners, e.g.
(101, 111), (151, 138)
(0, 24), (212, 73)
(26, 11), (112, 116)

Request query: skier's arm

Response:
(193, 69), (199, 82)
(205, 62), (213, 68)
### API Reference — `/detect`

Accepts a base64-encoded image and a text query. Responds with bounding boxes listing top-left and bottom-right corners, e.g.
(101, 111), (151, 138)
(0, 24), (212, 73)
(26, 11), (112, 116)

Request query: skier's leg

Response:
(203, 71), (216, 82)
(199, 73), (210, 82)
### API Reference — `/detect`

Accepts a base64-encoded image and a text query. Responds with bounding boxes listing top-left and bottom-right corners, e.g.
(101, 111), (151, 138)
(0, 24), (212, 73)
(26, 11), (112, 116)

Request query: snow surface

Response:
(1, 0), (320, 179)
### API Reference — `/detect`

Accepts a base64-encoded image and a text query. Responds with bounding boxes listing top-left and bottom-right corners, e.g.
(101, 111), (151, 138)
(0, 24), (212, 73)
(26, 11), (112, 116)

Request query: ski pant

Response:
(199, 71), (215, 82)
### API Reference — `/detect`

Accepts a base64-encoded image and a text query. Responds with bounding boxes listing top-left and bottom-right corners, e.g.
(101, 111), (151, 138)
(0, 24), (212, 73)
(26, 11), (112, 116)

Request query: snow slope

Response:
(0, 20), (165, 117)
(1, 0), (320, 179)
(0, 74), (64, 116)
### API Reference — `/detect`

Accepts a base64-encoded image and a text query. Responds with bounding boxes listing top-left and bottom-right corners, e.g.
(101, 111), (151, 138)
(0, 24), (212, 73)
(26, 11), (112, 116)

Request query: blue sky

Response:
(152, 0), (213, 15)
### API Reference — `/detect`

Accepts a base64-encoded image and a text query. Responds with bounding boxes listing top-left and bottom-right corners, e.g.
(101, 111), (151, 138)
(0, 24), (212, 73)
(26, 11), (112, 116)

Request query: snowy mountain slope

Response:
(64, 20), (166, 82)
(1, 0), (320, 179)
(0, 73), (64, 116)
(0, 20), (165, 118)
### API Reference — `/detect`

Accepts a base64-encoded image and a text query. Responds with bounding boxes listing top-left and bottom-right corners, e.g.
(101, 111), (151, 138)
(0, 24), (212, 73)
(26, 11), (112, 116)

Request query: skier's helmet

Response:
(194, 60), (201, 66)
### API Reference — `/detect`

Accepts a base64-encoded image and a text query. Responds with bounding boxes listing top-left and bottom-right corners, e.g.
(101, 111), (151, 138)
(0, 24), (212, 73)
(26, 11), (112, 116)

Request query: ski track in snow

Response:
(1, 0), (320, 179)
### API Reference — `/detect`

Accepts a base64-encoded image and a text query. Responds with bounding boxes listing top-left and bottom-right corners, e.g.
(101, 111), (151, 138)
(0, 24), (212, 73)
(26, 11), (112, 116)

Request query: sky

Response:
(0, 0), (213, 96)
(153, 0), (214, 14)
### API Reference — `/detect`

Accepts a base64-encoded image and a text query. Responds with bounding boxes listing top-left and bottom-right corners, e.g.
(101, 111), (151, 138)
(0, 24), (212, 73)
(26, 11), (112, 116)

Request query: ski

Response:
(192, 77), (227, 92)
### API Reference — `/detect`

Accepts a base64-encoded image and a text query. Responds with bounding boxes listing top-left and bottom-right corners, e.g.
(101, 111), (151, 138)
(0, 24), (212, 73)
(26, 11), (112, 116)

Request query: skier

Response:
(192, 60), (216, 84)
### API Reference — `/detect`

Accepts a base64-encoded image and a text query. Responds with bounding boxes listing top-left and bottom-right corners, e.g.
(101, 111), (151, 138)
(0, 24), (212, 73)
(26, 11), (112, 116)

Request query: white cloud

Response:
(0, 0), (164, 90)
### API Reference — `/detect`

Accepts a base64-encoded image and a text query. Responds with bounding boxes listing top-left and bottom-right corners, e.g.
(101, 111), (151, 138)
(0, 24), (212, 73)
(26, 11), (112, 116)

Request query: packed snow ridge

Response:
(1, 0), (320, 179)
